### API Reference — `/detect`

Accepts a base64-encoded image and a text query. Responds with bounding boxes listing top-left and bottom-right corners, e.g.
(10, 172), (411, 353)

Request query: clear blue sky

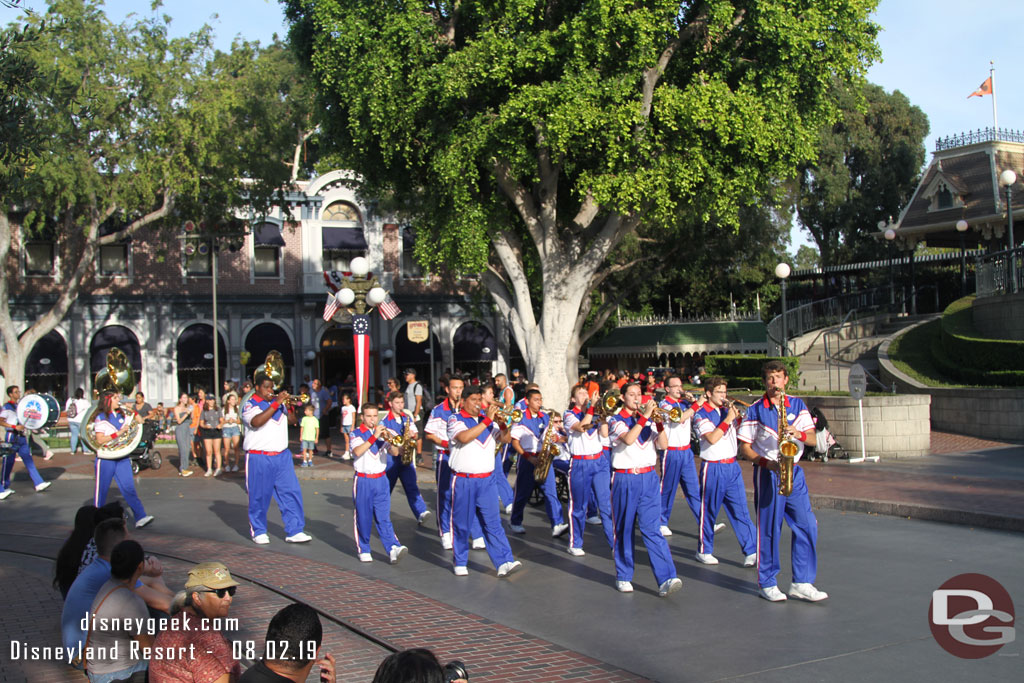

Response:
(11, 1), (1022, 254)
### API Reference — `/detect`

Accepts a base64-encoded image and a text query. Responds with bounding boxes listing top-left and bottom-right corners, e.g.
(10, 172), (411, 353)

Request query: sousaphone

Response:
(82, 348), (144, 460)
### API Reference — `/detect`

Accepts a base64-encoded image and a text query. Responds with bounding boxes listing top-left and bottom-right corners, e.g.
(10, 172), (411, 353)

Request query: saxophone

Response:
(533, 414), (560, 483)
(777, 390), (799, 496)
(399, 416), (417, 466)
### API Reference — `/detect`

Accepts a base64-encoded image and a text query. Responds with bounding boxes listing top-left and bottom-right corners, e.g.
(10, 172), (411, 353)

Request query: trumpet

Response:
(493, 405), (522, 425)
(649, 404), (683, 424)
(278, 392), (310, 407)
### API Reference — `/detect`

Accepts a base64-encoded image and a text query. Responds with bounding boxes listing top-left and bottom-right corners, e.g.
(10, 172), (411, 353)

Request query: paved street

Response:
(1, 435), (1022, 682)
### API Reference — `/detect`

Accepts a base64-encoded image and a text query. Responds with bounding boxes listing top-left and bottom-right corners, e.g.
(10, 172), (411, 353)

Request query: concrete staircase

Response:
(793, 313), (938, 393)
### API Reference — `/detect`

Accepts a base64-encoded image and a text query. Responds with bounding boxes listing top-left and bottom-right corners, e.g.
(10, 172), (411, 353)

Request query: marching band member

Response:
(349, 402), (408, 564)
(563, 385), (613, 556)
(508, 389), (568, 538)
(691, 377), (757, 567)
(607, 383), (682, 597)
(738, 361), (827, 602)
(91, 391), (152, 527)
(658, 374), (706, 537)
(242, 375), (310, 545)
(425, 377), (484, 550)
(490, 375), (517, 510)
(380, 391), (431, 525)
(1, 385), (51, 497)
(446, 386), (522, 578)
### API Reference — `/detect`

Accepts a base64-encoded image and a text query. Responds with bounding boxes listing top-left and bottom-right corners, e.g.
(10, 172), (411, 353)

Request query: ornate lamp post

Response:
(999, 169), (1018, 293)
(882, 221), (896, 307)
(955, 219), (970, 296)
(775, 262), (791, 357)
(333, 256), (389, 405)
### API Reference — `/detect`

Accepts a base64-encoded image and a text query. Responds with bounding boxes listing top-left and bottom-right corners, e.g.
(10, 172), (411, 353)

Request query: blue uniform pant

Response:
(493, 445), (515, 506)
(753, 464), (818, 588)
(352, 474), (400, 554)
(450, 474), (514, 570)
(2, 437), (44, 488)
(698, 460), (756, 556)
(510, 455), (564, 528)
(611, 469), (677, 584)
(386, 455), (428, 518)
(436, 456), (482, 539)
(660, 446), (701, 528)
(568, 456), (613, 550)
(94, 457), (146, 520)
(245, 449), (305, 537)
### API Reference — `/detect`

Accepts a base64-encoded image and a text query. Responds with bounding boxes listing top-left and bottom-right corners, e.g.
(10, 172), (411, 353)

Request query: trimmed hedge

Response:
(931, 337), (1024, 386)
(704, 355), (799, 392)
(940, 296), (1024, 372)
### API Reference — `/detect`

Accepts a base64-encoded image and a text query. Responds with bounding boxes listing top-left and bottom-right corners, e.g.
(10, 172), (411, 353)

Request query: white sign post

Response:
(847, 363), (878, 463)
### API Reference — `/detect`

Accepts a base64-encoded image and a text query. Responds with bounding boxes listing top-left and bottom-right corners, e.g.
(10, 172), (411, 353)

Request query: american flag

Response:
(322, 293), (340, 322)
(377, 293), (401, 320)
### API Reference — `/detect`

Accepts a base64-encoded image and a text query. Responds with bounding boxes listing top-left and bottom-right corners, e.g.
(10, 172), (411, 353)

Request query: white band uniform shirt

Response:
(447, 410), (499, 475)
(242, 397), (288, 453)
(241, 396), (306, 541)
(659, 396), (694, 450)
(349, 423), (402, 557)
(694, 403), (738, 462)
(563, 408), (603, 457)
(737, 395), (814, 463)
(657, 396), (703, 529)
(349, 425), (388, 476)
(564, 407), (614, 551)
(608, 410), (658, 471)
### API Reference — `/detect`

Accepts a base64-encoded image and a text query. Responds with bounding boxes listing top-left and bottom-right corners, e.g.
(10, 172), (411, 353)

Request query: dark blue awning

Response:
(323, 226), (368, 250)
(254, 223), (285, 246)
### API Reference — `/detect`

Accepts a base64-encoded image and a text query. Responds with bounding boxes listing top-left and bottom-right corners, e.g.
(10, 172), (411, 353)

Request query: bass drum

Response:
(16, 393), (60, 431)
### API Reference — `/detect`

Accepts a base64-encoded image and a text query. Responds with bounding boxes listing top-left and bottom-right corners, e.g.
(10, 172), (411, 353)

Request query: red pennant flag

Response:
(968, 76), (992, 98)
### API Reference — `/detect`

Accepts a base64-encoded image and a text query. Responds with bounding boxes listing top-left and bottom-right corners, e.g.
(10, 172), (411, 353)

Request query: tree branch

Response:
(492, 156), (547, 259)
(491, 229), (537, 331)
(97, 192), (174, 245)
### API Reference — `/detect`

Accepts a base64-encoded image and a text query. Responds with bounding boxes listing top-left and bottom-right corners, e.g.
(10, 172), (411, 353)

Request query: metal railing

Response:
(976, 246), (1024, 297)
(766, 286), (894, 355)
(935, 127), (1024, 151)
(823, 310), (894, 393)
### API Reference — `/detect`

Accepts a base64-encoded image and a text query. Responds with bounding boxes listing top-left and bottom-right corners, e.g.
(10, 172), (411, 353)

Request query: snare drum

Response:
(16, 393), (60, 431)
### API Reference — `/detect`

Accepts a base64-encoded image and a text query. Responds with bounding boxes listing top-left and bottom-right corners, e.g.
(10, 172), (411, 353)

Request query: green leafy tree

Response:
(792, 244), (820, 271)
(0, 0), (304, 388)
(796, 81), (929, 267)
(286, 0), (880, 401)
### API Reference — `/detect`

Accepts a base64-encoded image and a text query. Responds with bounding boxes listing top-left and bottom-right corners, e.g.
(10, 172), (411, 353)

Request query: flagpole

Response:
(991, 62), (998, 132)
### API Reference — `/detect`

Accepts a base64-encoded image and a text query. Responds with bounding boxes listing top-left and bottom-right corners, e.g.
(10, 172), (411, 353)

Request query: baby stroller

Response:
(128, 420), (163, 475)
(806, 407), (846, 462)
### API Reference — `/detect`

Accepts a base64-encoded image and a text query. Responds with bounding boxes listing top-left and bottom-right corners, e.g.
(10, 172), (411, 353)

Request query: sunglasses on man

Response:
(200, 586), (237, 598)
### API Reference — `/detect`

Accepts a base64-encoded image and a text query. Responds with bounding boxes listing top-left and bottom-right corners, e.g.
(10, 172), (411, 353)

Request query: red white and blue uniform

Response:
(737, 394), (818, 590)
(242, 396), (306, 539)
(2, 400), (45, 491)
(509, 410), (565, 529)
(658, 396), (701, 530)
(91, 411), (147, 520)
(380, 410), (428, 519)
(693, 402), (756, 557)
(563, 406), (613, 550)
(607, 410), (677, 586)
(349, 424), (401, 555)
(426, 399), (482, 540)
(446, 411), (516, 570)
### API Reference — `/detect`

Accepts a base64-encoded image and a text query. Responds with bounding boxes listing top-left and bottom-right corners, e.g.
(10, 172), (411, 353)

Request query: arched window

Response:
(322, 201), (361, 223)
(322, 202), (366, 271)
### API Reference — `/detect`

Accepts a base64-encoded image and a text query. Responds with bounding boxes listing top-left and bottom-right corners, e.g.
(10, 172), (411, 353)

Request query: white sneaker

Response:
(743, 553), (757, 567)
(658, 577), (683, 597)
(760, 585), (788, 602)
(789, 583), (829, 602)
(135, 515), (154, 529)
(231, 465), (239, 472)
(418, 510), (432, 525)
(695, 552), (719, 565)
(453, 565), (468, 576)
(285, 532), (312, 543)
(359, 553), (373, 562)
(342, 452), (353, 461)
(35, 481), (51, 492)
(179, 469), (194, 477)
(253, 533), (271, 545)
(659, 525), (672, 537)
(213, 467), (223, 477)
(714, 522), (726, 532)
(567, 547), (585, 557)
(0, 489), (12, 500)
(441, 532), (453, 550)
(615, 580), (634, 593)
(205, 470), (213, 477)
(551, 523), (569, 538)
(509, 524), (526, 534)
(504, 503), (513, 515)
(471, 537), (486, 550)
(497, 560), (522, 577)
(389, 545), (408, 564)
(587, 515), (602, 525)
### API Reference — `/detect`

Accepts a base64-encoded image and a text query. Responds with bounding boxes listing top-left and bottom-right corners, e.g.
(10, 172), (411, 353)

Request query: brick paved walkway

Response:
(0, 524), (644, 683)
(928, 430), (1018, 454)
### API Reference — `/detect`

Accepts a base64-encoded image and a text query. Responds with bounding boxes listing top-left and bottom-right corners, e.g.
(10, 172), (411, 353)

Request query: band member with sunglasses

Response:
(150, 562), (242, 682)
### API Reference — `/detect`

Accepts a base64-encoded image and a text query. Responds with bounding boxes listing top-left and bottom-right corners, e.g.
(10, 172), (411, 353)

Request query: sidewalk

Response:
(16, 431), (1024, 531)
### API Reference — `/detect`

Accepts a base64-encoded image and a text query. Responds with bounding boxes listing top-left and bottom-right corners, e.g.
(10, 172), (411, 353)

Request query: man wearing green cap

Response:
(149, 562), (242, 682)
